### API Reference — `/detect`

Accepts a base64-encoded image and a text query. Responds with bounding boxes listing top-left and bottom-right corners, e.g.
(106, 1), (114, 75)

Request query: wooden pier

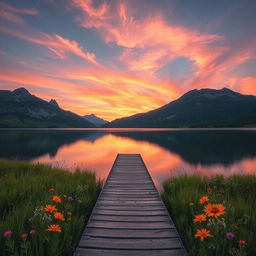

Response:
(75, 154), (187, 256)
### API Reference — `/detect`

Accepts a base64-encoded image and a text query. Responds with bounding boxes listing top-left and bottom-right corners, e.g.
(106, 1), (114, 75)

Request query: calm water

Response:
(1, 128), (256, 190)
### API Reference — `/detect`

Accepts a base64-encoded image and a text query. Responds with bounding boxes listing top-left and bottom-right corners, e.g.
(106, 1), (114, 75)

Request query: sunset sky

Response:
(0, 0), (256, 121)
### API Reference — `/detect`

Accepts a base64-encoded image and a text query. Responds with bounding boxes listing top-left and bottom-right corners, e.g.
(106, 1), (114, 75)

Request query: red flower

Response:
(20, 233), (28, 239)
(239, 240), (247, 246)
(49, 188), (55, 192)
(207, 187), (213, 192)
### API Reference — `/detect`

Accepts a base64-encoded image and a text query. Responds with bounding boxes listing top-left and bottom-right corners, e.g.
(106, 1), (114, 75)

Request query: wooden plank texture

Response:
(75, 154), (187, 256)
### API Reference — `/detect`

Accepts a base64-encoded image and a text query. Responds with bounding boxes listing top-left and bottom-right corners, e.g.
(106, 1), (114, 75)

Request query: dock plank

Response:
(75, 154), (187, 255)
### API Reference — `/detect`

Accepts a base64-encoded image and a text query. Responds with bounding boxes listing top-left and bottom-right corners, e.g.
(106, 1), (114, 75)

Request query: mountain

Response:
(0, 88), (95, 128)
(105, 88), (256, 128)
(83, 114), (108, 127)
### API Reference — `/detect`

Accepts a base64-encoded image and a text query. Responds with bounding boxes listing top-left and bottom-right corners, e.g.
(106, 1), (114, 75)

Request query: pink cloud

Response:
(0, 25), (97, 64)
(71, 0), (226, 74)
(0, 2), (37, 24)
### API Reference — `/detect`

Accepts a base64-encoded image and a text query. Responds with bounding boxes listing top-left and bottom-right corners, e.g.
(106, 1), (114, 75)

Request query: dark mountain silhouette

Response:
(0, 88), (95, 128)
(105, 88), (256, 127)
(83, 114), (108, 127)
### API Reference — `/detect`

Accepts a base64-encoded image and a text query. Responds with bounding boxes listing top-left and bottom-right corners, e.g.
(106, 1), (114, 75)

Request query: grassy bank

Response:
(162, 175), (256, 256)
(0, 159), (102, 256)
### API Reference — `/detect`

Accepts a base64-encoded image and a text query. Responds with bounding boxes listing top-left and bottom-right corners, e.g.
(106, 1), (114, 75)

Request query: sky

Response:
(0, 0), (256, 121)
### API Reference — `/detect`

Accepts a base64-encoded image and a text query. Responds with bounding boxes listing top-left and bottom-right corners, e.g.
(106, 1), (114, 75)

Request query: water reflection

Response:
(0, 129), (256, 190)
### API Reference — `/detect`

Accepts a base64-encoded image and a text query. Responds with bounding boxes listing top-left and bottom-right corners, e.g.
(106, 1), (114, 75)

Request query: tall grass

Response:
(162, 174), (256, 256)
(0, 159), (102, 256)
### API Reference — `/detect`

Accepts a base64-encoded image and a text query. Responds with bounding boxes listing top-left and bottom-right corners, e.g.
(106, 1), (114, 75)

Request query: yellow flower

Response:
(204, 203), (225, 218)
(193, 214), (207, 223)
(195, 229), (212, 241)
(44, 204), (57, 212)
(52, 195), (61, 203)
(47, 224), (61, 232)
(199, 196), (209, 204)
(54, 212), (65, 221)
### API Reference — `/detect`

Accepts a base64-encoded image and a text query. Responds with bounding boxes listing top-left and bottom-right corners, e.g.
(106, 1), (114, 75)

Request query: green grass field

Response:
(162, 174), (256, 256)
(0, 159), (102, 256)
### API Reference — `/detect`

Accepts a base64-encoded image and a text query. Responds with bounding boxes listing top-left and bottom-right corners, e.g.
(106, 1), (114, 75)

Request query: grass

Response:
(162, 174), (256, 256)
(0, 159), (102, 256)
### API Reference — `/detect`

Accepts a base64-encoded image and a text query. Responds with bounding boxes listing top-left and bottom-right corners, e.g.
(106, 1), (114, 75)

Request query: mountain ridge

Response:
(0, 88), (95, 128)
(83, 114), (108, 127)
(105, 88), (256, 128)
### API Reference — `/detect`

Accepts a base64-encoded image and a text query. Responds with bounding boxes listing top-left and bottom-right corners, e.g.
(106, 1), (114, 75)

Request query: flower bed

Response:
(162, 175), (256, 256)
(0, 159), (101, 255)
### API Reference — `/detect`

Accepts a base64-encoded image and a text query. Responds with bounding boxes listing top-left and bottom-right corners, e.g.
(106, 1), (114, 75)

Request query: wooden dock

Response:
(75, 154), (187, 256)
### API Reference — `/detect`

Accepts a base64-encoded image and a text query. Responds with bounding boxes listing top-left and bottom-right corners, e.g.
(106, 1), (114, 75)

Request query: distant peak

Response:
(221, 87), (233, 92)
(49, 99), (59, 107)
(12, 87), (30, 95)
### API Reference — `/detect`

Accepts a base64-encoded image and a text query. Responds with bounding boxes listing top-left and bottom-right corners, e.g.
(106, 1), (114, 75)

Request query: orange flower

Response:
(204, 203), (225, 218)
(193, 214), (207, 223)
(54, 212), (65, 221)
(44, 204), (57, 212)
(199, 196), (209, 204)
(195, 229), (212, 241)
(47, 224), (61, 232)
(52, 195), (61, 203)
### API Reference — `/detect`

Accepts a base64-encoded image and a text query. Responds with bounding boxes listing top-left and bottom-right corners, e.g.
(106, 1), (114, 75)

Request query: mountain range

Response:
(0, 88), (94, 128)
(83, 114), (108, 127)
(1, 87), (256, 128)
(105, 88), (256, 127)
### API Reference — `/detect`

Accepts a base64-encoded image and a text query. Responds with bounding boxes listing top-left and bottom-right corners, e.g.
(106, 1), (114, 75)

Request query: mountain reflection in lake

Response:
(1, 129), (256, 190)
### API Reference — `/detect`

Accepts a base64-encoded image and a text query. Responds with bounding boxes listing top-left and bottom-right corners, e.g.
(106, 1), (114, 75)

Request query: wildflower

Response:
(54, 212), (65, 221)
(239, 240), (247, 246)
(49, 188), (55, 192)
(47, 224), (61, 232)
(207, 188), (213, 192)
(29, 229), (37, 235)
(44, 204), (57, 212)
(226, 232), (235, 239)
(189, 202), (194, 206)
(193, 214), (207, 223)
(52, 195), (61, 203)
(3, 230), (13, 238)
(28, 217), (33, 222)
(67, 212), (72, 216)
(199, 196), (209, 204)
(77, 200), (82, 203)
(20, 233), (28, 239)
(195, 229), (213, 241)
(63, 195), (67, 198)
(68, 217), (71, 221)
(204, 203), (225, 218)
(67, 196), (74, 201)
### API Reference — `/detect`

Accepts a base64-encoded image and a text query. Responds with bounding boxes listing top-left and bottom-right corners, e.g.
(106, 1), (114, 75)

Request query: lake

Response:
(1, 128), (256, 190)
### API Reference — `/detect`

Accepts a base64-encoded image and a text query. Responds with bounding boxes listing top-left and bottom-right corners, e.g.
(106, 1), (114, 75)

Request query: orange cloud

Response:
(0, 61), (181, 120)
